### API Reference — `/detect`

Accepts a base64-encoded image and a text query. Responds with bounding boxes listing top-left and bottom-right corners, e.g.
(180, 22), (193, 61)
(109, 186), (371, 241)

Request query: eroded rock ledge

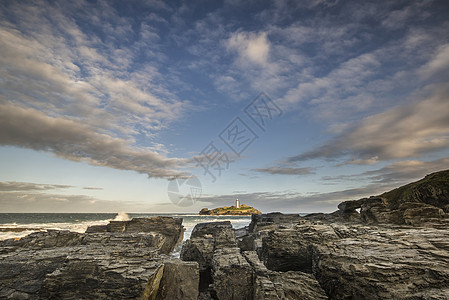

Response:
(0, 217), (199, 300)
(182, 213), (449, 299)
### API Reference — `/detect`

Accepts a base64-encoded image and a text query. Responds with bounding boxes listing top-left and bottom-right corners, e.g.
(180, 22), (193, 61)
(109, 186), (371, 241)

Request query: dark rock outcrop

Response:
(85, 216), (184, 254)
(212, 247), (255, 300)
(331, 170), (449, 227)
(181, 220), (328, 299)
(156, 260), (199, 300)
(0, 217), (192, 299)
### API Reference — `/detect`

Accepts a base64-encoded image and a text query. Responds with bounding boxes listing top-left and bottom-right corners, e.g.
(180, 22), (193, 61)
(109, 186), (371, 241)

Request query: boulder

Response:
(248, 213), (302, 233)
(243, 250), (327, 300)
(180, 237), (215, 271)
(269, 271), (327, 300)
(260, 223), (338, 272)
(181, 221), (239, 296)
(156, 260), (199, 300)
(211, 247), (254, 300)
(401, 202), (444, 226)
(85, 217), (184, 254)
(190, 221), (236, 248)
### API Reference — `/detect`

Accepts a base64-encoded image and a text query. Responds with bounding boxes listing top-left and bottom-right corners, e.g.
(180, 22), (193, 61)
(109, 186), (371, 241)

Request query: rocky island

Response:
(1, 170), (449, 299)
(200, 200), (262, 215)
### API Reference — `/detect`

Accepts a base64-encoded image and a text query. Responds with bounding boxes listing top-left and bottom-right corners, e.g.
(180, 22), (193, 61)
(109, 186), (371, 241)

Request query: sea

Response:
(0, 213), (252, 257)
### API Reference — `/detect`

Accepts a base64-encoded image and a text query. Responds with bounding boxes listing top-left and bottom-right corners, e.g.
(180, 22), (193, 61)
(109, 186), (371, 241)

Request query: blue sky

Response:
(0, 0), (449, 213)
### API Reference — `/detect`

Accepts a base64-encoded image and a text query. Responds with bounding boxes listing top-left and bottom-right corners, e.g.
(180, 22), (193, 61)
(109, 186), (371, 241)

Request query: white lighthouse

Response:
(235, 198), (240, 208)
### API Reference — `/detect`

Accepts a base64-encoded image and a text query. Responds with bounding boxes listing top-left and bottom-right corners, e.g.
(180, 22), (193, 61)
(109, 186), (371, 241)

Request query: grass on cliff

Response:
(213, 204), (255, 211)
(380, 169), (449, 208)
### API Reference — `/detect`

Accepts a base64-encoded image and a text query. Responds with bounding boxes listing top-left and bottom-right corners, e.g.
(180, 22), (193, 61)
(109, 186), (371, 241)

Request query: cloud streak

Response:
(0, 0), (194, 179)
(252, 166), (314, 175)
(289, 82), (449, 164)
(0, 182), (73, 192)
(0, 191), (147, 213)
(0, 103), (187, 179)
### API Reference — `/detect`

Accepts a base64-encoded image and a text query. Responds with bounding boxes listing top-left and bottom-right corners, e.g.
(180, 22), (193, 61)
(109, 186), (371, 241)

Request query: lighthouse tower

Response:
(235, 198), (240, 208)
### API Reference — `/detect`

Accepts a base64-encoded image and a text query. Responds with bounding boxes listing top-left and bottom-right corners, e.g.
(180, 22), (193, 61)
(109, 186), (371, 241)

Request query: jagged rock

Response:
(156, 260), (199, 300)
(312, 224), (449, 300)
(260, 223), (338, 272)
(248, 213), (302, 233)
(238, 213), (304, 254)
(334, 171), (449, 227)
(360, 197), (404, 224)
(86, 217), (184, 254)
(0, 217), (186, 299)
(243, 250), (327, 300)
(180, 238), (215, 271)
(211, 247), (255, 300)
(181, 221), (237, 271)
(269, 271), (327, 300)
(181, 221), (238, 297)
(305, 210), (361, 223)
(190, 221), (236, 248)
(338, 199), (364, 212)
(401, 202), (444, 226)
(39, 245), (164, 299)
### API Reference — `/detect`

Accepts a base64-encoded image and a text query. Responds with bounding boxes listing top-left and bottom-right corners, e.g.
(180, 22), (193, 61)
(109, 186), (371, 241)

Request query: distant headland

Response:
(199, 199), (261, 216)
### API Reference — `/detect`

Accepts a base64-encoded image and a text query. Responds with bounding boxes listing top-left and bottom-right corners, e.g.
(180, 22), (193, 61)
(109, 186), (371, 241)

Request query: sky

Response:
(0, 0), (449, 213)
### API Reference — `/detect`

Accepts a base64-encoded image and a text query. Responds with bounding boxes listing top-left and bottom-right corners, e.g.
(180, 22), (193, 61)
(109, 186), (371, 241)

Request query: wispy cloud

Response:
(289, 82), (449, 164)
(0, 182), (73, 192)
(322, 158), (449, 189)
(0, 191), (146, 213)
(0, 103), (188, 178)
(0, 0), (193, 178)
(252, 166), (315, 176)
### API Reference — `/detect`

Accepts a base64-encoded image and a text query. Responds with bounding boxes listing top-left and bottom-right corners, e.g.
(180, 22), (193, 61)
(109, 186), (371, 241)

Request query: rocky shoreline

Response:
(1, 170), (449, 299)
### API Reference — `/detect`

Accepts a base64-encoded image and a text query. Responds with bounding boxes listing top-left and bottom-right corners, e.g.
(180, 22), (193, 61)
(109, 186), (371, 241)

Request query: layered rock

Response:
(85, 216), (184, 254)
(253, 213), (449, 299)
(181, 220), (327, 299)
(0, 217), (195, 299)
(312, 224), (449, 299)
(333, 170), (449, 227)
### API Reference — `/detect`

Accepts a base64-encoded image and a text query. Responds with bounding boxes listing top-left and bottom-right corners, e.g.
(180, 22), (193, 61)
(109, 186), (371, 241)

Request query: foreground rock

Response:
(85, 216), (184, 254)
(249, 213), (449, 299)
(183, 204), (449, 300)
(181, 220), (327, 299)
(0, 217), (198, 300)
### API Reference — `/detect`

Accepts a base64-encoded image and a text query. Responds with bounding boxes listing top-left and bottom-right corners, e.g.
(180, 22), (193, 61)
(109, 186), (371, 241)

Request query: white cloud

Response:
(0, 0), (194, 178)
(252, 166), (315, 175)
(227, 31), (270, 66)
(419, 44), (449, 80)
(289, 83), (449, 163)
(0, 103), (188, 179)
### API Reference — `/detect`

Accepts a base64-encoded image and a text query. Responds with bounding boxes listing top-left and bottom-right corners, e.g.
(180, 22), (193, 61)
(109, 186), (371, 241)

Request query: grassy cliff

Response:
(199, 204), (261, 215)
(380, 170), (449, 210)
